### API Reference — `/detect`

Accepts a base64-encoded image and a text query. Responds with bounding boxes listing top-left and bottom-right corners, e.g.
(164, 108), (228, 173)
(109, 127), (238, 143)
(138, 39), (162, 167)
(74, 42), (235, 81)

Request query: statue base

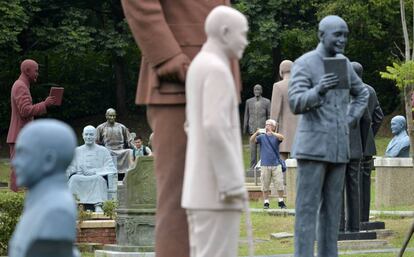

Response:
(95, 248), (154, 257)
(338, 231), (377, 241)
(360, 221), (385, 230)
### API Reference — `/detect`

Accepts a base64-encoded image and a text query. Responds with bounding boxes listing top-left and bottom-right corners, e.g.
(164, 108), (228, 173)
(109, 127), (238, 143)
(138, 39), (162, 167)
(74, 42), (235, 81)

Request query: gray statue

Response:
(243, 84), (271, 170)
(339, 62), (377, 232)
(352, 62), (383, 223)
(96, 108), (135, 174)
(385, 115), (410, 157)
(8, 119), (79, 257)
(271, 60), (297, 160)
(67, 125), (117, 212)
(288, 15), (368, 257)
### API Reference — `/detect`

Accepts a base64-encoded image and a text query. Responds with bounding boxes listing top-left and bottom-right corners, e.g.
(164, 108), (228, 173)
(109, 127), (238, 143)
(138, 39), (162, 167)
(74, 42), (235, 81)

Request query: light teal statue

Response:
(67, 125), (117, 212)
(385, 115), (410, 157)
(9, 119), (79, 257)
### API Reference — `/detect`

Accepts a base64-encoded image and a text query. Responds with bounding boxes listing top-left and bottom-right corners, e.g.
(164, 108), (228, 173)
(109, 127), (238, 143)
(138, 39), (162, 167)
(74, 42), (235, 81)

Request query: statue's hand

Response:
(347, 115), (357, 129)
(44, 96), (56, 107)
(155, 53), (190, 83)
(317, 73), (339, 95)
(220, 187), (248, 202)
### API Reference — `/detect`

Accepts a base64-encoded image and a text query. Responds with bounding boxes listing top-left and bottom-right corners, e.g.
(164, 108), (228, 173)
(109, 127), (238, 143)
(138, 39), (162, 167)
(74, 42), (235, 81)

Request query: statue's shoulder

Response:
(96, 122), (106, 130)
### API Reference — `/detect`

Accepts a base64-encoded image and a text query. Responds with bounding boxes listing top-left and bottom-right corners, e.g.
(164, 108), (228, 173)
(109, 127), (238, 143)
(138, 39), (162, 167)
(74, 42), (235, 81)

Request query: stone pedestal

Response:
(338, 231), (377, 241)
(285, 159), (297, 207)
(360, 221), (385, 231)
(97, 156), (156, 256)
(374, 157), (414, 208)
(116, 156), (156, 249)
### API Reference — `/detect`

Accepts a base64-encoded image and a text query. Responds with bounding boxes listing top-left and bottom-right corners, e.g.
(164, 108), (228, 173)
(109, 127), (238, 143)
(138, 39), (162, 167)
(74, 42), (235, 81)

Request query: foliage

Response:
(380, 61), (414, 89)
(0, 191), (25, 255)
(102, 200), (118, 219)
(77, 204), (93, 225)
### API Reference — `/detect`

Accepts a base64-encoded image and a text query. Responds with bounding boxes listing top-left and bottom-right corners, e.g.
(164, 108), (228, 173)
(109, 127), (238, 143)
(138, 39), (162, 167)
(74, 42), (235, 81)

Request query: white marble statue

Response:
(67, 125), (117, 212)
(182, 6), (248, 257)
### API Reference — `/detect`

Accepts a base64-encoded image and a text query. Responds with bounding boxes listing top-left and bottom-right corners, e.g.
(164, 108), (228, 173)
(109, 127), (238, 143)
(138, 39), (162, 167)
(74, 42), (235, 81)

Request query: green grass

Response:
(0, 159), (9, 184)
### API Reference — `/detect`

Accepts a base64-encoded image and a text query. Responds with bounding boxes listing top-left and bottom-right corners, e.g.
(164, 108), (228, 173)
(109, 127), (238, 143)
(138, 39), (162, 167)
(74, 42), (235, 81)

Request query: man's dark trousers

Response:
(359, 156), (373, 222)
(294, 160), (346, 257)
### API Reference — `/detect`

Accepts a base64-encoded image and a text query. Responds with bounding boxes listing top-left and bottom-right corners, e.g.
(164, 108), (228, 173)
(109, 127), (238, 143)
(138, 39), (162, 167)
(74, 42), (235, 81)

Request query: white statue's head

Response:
(83, 125), (97, 146)
(205, 6), (249, 60)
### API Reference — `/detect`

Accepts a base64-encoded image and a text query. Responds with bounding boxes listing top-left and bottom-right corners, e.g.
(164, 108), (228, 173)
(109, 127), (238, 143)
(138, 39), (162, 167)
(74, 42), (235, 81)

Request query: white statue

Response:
(182, 6), (248, 257)
(67, 125), (117, 212)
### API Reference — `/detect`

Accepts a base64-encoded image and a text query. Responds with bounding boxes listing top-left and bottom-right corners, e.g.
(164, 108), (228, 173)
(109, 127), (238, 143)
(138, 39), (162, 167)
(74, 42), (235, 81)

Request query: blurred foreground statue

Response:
(182, 6), (248, 257)
(9, 119), (79, 257)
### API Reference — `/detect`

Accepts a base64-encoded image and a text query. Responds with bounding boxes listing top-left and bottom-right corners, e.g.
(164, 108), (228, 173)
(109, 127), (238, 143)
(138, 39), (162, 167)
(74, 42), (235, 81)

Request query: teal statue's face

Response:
(321, 24), (348, 56)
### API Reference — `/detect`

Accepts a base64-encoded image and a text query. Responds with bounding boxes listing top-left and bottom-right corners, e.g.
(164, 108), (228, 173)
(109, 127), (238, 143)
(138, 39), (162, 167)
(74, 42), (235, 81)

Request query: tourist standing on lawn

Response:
(250, 119), (286, 209)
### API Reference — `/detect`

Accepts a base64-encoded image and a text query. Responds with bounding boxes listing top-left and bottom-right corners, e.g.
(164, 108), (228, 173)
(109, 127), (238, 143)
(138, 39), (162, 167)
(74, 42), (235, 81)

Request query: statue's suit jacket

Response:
(271, 78), (298, 153)
(121, 0), (241, 105)
(288, 44), (369, 163)
(7, 75), (47, 144)
(360, 84), (383, 157)
(243, 96), (271, 134)
(182, 50), (244, 211)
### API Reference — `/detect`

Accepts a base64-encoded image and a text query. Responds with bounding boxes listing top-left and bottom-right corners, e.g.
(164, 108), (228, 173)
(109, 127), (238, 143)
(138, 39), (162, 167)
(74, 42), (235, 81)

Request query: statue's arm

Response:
(288, 60), (324, 114)
(243, 100), (249, 134)
(270, 84), (282, 127)
(120, 0), (181, 67)
(102, 148), (117, 175)
(348, 65), (369, 126)
(202, 69), (245, 198)
(13, 82), (47, 119)
(371, 91), (384, 136)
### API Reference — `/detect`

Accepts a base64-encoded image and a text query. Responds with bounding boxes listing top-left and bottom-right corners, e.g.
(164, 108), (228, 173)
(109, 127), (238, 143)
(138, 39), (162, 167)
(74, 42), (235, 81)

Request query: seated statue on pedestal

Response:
(385, 115), (410, 157)
(96, 108), (136, 174)
(67, 125), (117, 212)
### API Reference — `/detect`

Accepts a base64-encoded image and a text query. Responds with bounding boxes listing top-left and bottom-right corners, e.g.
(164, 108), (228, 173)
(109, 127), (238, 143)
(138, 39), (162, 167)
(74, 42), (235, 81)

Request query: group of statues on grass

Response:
(6, 3), (413, 257)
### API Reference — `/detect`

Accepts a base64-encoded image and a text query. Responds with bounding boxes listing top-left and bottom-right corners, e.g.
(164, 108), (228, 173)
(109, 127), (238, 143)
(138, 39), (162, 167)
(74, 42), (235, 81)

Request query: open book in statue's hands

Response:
(323, 57), (349, 89)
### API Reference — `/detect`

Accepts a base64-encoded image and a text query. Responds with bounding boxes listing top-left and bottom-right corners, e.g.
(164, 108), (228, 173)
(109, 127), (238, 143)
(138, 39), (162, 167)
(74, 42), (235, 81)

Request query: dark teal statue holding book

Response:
(288, 15), (369, 257)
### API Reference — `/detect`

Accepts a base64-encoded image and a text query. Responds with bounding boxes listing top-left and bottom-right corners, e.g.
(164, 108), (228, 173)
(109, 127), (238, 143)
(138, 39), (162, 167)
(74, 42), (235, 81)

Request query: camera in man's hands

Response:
(258, 128), (266, 134)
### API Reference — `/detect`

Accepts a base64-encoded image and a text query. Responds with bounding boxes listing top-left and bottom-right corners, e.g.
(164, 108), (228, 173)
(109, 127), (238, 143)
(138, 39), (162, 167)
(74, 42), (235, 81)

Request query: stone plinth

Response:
(338, 231), (377, 241)
(115, 156), (156, 250)
(374, 157), (414, 208)
(285, 159), (297, 207)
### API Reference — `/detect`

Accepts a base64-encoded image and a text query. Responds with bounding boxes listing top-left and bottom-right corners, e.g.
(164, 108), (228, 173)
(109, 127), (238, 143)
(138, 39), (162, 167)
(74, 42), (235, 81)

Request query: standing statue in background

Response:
(182, 6), (248, 257)
(96, 108), (135, 174)
(7, 59), (56, 192)
(67, 125), (117, 212)
(351, 62), (384, 223)
(271, 60), (297, 160)
(385, 115), (410, 157)
(9, 119), (78, 257)
(288, 15), (368, 257)
(244, 84), (271, 170)
(120, 1), (241, 257)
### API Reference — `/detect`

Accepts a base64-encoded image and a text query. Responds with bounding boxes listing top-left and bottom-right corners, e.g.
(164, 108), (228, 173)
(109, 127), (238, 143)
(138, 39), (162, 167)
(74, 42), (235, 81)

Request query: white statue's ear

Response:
(317, 31), (324, 42)
(219, 25), (230, 44)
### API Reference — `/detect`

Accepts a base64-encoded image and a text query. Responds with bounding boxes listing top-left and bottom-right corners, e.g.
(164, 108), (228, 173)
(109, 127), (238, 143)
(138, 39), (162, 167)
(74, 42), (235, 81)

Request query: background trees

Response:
(0, 0), (409, 134)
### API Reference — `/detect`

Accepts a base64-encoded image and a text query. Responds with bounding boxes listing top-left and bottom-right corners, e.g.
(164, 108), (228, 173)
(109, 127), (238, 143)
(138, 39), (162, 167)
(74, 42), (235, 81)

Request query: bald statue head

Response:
(20, 59), (39, 83)
(12, 119), (77, 188)
(205, 6), (249, 60)
(279, 60), (293, 78)
(83, 125), (97, 146)
(253, 84), (263, 97)
(391, 115), (407, 135)
(318, 15), (349, 56)
(351, 61), (363, 78)
(105, 108), (117, 124)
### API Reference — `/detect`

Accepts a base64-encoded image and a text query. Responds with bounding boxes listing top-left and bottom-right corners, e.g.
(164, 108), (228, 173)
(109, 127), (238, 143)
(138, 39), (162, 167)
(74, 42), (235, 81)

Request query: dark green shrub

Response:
(0, 191), (25, 255)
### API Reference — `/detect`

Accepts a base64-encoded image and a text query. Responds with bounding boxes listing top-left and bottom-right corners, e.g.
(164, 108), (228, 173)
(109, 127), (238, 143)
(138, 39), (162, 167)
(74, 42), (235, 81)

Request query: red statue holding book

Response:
(7, 59), (57, 192)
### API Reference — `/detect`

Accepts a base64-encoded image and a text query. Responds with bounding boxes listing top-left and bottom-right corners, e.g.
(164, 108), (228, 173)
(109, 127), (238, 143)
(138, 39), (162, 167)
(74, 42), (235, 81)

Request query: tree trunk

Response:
(400, 0), (411, 60)
(114, 55), (127, 115)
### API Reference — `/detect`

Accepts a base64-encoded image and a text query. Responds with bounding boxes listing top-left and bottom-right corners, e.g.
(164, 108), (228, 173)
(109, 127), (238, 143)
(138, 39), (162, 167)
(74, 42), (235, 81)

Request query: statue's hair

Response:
(279, 60), (293, 77)
(351, 61), (363, 78)
(318, 15), (347, 33)
(106, 108), (116, 115)
(83, 125), (96, 134)
(20, 59), (38, 73)
(205, 6), (247, 37)
(254, 84), (262, 90)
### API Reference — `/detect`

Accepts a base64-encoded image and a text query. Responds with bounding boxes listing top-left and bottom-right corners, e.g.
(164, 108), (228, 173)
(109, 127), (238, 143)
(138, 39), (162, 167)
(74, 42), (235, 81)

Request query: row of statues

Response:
(6, 3), (413, 257)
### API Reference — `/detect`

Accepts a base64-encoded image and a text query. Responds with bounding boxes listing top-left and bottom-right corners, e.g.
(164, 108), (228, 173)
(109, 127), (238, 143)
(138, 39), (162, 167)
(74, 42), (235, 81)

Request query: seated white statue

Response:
(67, 125), (117, 212)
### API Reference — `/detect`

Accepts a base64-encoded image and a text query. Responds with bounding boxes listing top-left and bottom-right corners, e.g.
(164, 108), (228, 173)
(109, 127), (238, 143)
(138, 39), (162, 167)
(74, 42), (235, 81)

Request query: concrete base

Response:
(338, 231), (377, 241)
(103, 244), (154, 252)
(360, 221), (385, 231)
(95, 250), (154, 257)
(337, 239), (388, 250)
